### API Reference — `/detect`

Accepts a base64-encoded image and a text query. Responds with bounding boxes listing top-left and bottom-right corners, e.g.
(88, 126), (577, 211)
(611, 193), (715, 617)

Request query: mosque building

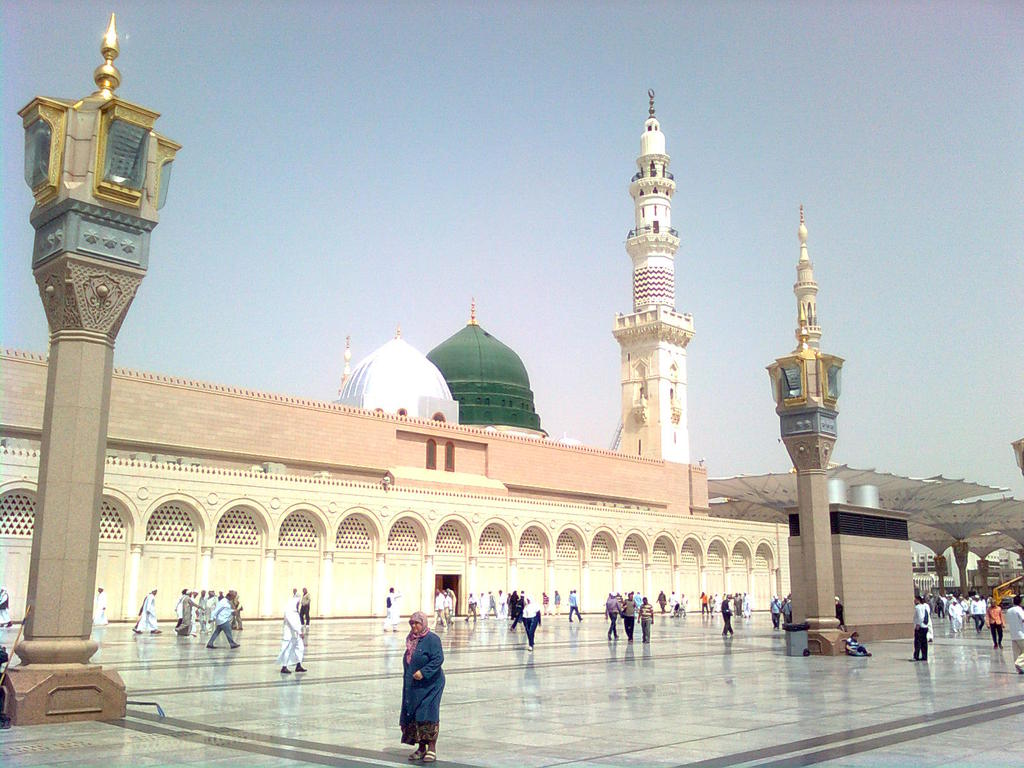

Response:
(0, 96), (791, 621)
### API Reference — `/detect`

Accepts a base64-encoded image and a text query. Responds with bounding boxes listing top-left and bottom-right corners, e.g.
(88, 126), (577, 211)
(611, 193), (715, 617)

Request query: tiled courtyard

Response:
(2, 611), (1021, 767)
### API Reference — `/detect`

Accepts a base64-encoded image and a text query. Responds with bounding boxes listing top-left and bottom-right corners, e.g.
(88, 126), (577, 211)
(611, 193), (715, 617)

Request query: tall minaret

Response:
(795, 205), (822, 347)
(612, 91), (695, 463)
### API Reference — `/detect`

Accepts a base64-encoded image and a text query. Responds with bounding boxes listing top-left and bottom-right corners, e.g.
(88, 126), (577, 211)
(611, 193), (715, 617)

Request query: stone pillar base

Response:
(2, 664), (126, 725)
(807, 629), (847, 656)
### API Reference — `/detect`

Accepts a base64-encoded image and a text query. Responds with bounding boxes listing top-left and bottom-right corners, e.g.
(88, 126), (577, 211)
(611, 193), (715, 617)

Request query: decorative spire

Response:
(648, 88), (656, 118)
(395, 324), (401, 339)
(798, 204), (809, 260)
(793, 205), (821, 348)
(468, 297), (478, 326)
(339, 336), (353, 394)
(93, 13), (121, 98)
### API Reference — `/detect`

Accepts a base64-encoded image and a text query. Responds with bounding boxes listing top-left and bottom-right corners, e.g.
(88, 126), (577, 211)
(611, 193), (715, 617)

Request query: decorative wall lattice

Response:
(337, 516), (372, 551)
(0, 491), (36, 538)
(388, 520), (422, 553)
(755, 545), (772, 570)
(278, 512), (319, 549)
(731, 551), (749, 570)
(478, 526), (506, 556)
(652, 540), (672, 565)
(555, 531), (579, 560)
(591, 534), (612, 562)
(146, 504), (196, 544)
(435, 522), (465, 555)
(518, 528), (543, 558)
(216, 507), (261, 547)
(623, 536), (643, 563)
(99, 500), (126, 542)
(706, 544), (726, 569)
(680, 541), (701, 568)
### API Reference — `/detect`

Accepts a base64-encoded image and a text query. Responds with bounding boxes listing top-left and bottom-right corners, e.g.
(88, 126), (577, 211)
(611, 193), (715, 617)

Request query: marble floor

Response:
(1, 612), (1022, 767)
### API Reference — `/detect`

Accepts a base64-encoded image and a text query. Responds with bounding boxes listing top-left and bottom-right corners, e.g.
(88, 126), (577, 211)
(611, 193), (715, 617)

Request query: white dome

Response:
(339, 337), (454, 417)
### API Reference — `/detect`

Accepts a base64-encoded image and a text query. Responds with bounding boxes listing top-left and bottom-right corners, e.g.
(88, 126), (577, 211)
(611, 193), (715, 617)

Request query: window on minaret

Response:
(426, 440), (437, 470)
(653, 221), (659, 233)
(650, 161), (655, 175)
(444, 442), (455, 472)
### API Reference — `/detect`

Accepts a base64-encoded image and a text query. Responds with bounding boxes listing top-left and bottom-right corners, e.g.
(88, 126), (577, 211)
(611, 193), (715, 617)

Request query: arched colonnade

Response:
(0, 487), (782, 619)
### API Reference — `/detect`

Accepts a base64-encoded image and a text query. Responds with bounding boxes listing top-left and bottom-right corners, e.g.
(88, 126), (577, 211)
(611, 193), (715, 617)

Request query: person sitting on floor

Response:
(845, 631), (872, 657)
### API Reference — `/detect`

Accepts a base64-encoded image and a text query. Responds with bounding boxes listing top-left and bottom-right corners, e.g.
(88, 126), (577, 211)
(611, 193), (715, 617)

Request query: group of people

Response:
(603, 591), (657, 643)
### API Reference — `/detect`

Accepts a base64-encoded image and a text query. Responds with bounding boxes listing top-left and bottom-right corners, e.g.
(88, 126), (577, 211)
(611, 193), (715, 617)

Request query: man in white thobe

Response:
(0, 586), (11, 627)
(93, 587), (108, 625)
(204, 590), (218, 633)
(134, 589), (160, 634)
(278, 588), (307, 674)
(383, 587), (402, 632)
(742, 593), (752, 619)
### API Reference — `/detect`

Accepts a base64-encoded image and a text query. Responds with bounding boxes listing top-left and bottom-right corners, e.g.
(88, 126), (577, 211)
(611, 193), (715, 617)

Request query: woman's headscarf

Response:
(405, 610), (429, 664)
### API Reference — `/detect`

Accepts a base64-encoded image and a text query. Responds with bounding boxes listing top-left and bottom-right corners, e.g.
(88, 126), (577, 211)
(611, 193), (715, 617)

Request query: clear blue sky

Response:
(3, 2), (1022, 498)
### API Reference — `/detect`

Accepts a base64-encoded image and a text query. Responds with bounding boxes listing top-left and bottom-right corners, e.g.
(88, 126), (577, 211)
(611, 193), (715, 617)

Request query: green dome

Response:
(427, 323), (542, 432)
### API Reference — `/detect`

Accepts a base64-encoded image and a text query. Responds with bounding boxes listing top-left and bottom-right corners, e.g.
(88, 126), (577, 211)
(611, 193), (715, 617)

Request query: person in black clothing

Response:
(621, 592), (636, 643)
(509, 591), (523, 630)
(721, 595), (734, 636)
(835, 596), (846, 631)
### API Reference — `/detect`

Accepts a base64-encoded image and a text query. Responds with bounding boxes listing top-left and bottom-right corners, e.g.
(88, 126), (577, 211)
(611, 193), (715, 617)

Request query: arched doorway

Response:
(476, 524), (510, 603)
(275, 510), (322, 616)
(141, 502), (202, 619)
(620, 534), (645, 595)
(516, 526), (547, 599)
(0, 490), (36, 620)
(553, 530), (583, 606)
(96, 497), (130, 619)
(335, 514), (375, 615)
(385, 518), (424, 612)
(589, 532), (615, 611)
(706, 540), (728, 596)
(753, 543), (774, 608)
(730, 541), (752, 597)
(434, 521), (470, 614)
(651, 536), (674, 600)
(679, 538), (702, 600)
(212, 506), (264, 614)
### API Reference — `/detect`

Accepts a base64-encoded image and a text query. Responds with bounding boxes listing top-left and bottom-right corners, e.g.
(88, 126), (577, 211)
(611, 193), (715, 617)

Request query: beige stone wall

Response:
(0, 350), (790, 620)
(833, 534), (914, 641)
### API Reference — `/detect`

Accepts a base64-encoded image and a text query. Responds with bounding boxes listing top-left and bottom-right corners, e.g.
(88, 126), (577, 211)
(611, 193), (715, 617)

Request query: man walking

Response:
(605, 593), (620, 640)
(134, 589), (160, 634)
(913, 595), (931, 661)
(770, 595), (782, 629)
(621, 592), (636, 643)
(721, 594), (734, 637)
(384, 587), (402, 632)
(207, 590), (240, 649)
(639, 596), (655, 643)
(522, 595), (541, 652)
(299, 587), (311, 632)
(568, 589), (582, 623)
(1005, 595), (1024, 675)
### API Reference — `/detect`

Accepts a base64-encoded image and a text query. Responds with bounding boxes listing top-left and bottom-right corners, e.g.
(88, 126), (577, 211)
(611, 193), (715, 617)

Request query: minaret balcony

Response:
(631, 170), (675, 182)
(613, 305), (695, 348)
(628, 225), (679, 239)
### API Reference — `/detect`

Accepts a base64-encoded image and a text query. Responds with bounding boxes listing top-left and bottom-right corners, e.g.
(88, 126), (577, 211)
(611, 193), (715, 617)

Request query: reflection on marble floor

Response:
(2, 612), (1022, 767)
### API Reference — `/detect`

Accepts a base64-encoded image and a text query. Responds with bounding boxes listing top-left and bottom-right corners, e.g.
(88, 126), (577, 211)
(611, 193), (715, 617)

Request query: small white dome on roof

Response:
(339, 337), (456, 420)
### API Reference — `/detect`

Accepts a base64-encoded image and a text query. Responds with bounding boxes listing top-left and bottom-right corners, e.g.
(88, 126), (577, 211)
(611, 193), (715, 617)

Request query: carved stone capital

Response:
(782, 433), (836, 471)
(34, 254), (144, 341)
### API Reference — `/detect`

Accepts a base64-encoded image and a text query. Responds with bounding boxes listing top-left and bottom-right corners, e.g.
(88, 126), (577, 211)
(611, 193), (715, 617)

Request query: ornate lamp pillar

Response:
(1012, 438), (1024, 477)
(933, 554), (948, 595)
(6, 16), (179, 725)
(767, 313), (844, 654)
